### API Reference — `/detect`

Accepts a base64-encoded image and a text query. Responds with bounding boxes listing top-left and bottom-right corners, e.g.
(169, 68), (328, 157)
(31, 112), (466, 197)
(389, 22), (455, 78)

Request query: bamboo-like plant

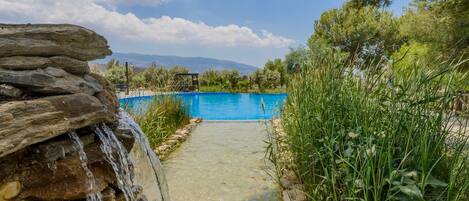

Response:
(281, 53), (469, 201)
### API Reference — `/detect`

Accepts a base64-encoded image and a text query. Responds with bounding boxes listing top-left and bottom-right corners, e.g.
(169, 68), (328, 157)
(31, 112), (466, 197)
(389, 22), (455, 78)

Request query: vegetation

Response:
(281, 52), (469, 200)
(272, 1), (469, 200)
(131, 97), (190, 148)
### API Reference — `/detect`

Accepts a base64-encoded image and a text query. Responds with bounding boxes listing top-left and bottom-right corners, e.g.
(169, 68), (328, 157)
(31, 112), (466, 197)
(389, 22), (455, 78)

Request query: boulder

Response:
(0, 93), (115, 157)
(0, 56), (90, 75)
(0, 84), (22, 98)
(0, 67), (102, 95)
(0, 24), (111, 60)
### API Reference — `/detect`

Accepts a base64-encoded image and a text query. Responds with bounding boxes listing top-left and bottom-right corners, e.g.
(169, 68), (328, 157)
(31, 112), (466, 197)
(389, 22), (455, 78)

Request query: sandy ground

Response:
(162, 122), (280, 201)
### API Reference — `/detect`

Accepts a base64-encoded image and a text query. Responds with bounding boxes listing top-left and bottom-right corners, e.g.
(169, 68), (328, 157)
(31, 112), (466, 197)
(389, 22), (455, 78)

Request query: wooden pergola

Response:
(174, 73), (199, 92)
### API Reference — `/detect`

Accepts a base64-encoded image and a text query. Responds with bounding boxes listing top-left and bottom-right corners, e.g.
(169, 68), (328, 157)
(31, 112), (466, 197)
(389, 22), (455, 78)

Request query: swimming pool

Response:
(120, 92), (287, 120)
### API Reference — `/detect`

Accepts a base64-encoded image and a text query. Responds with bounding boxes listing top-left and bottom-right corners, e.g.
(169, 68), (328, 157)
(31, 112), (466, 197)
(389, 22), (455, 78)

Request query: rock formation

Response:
(0, 24), (165, 201)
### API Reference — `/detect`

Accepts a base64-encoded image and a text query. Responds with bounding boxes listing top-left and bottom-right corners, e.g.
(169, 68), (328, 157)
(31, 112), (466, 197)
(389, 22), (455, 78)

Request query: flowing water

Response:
(118, 110), (170, 201)
(94, 124), (135, 201)
(68, 132), (103, 201)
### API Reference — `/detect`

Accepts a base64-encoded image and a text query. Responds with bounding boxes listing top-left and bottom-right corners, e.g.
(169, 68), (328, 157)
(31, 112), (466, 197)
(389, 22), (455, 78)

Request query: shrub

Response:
(282, 53), (469, 200)
(132, 96), (190, 148)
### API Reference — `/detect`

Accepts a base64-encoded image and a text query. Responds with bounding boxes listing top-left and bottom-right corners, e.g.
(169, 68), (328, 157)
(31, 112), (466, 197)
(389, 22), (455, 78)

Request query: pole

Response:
(125, 61), (129, 95)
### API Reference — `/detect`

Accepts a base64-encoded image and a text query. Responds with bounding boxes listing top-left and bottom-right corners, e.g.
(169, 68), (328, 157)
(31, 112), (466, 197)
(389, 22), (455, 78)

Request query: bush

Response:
(282, 53), (469, 200)
(132, 96), (190, 148)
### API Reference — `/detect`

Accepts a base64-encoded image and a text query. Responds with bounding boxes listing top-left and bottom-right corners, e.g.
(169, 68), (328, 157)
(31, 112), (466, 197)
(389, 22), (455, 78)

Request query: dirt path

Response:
(162, 122), (280, 201)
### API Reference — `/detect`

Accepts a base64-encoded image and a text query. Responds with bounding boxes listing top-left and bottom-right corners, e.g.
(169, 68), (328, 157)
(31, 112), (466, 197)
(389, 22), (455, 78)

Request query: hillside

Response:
(94, 52), (259, 75)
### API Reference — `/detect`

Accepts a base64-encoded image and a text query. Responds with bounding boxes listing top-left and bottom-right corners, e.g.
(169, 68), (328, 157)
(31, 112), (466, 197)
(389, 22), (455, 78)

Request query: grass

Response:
(131, 96), (190, 149)
(281, 53), (469, 201)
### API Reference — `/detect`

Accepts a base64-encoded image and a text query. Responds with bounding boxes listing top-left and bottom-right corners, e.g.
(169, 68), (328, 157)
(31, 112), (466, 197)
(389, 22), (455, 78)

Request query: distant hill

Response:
(94, 52), (259, 75)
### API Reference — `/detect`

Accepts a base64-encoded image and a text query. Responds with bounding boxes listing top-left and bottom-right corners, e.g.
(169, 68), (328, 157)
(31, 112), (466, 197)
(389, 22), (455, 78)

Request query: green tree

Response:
(226, 70), (241, 89)
(264, 58), (286, 86)
(309, 5), (402, 66)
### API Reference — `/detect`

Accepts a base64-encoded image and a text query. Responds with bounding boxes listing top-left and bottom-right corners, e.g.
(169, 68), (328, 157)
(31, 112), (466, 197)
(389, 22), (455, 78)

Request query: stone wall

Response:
(0, 24), (133, 200)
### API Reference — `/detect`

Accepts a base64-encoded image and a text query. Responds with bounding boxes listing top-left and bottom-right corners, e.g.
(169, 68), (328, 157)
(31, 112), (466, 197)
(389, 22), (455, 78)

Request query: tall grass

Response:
(132, 96), (190, 148)
(282, 53), (469, 201)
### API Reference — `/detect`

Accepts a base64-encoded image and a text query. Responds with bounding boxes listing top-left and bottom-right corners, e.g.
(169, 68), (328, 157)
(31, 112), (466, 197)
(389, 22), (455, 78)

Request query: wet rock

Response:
(0, 24), (111, 60)
(102, 187), (116, 201)
(0, 67), (102, 95)
(0, 56), (90, 75)
(0, 84), (22, 98)
(17, 147), (113, 200)
(0, 93), (115, 157)
(30, 133), (95, 163)
(0, 181), (21, 200)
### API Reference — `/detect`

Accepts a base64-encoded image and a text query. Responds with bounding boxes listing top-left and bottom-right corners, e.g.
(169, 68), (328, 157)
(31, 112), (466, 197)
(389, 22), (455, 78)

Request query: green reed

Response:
(281, 53), (469, 201)
(134, 96), (190, 148)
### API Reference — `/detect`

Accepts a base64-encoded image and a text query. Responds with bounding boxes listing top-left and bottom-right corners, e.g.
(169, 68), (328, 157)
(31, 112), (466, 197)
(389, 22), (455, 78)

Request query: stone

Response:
(88, 73), (119, 114)
(0, 84), (22, 98)
(0, 93), (115, 157)
(0, 56), (90, 75)
(0, 67), (102, 95)
(285, 188), (307, 201)
(165, 140), (179, 147)
(169, 134), (185, 141)
(102, 187), (117, 201)
(0, 181), (21, 200)
(16, 145), (114, 200)
(30, 133), (95, 163)
(0, 24), (112, 60)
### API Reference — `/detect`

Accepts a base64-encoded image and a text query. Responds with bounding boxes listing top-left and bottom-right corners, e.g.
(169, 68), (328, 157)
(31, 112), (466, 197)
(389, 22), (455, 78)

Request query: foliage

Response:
(309, 5), (402, 66)
(265, 59), (287, 86)
(399, 0), (469, 71)
(104, 60), (133, 84)
(133, 96), (190, 149)
(281, 52), (469, 201)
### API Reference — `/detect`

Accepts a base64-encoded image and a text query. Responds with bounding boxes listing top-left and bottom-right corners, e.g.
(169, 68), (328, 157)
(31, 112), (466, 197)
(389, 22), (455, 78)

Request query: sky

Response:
(0, 0), (410, 67)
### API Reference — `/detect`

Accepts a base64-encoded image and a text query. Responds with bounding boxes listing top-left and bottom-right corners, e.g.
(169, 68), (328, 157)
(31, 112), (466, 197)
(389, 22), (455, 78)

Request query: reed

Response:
(133, 96), (190, 148)
(281, 53), (469, 201)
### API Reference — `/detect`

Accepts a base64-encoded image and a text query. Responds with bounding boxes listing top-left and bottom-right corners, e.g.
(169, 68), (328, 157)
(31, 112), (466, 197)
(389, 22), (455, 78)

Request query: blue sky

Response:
(0, 0), (410, 67)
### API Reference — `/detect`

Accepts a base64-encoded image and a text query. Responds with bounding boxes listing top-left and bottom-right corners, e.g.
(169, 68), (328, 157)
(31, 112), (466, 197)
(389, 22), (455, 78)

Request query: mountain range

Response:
(94, 52), (259, 75)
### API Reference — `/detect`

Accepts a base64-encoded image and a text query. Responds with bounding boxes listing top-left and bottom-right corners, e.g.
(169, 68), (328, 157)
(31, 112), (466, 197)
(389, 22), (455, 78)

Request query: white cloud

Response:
(95, 0), (168, 9)
(0, 0), (294, 48)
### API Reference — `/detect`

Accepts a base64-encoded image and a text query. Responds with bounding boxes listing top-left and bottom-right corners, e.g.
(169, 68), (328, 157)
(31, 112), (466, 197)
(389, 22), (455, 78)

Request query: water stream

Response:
(68, 132), (103, 201)
(94, 124), (136, 201)
(118, 109), (170, 201)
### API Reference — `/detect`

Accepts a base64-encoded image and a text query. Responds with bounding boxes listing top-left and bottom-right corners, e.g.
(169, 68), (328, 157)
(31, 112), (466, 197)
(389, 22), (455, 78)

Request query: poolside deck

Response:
(162, 122), (280, 201)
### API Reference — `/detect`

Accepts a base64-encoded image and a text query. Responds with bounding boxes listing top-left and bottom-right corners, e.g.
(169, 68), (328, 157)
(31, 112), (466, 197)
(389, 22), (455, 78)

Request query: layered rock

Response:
(0, 24), (111, 60)
(0, 93), (115, 157)
(0, 56), (90, 75)
(0, 24), (139, 201)
(0, 67), (102, 95)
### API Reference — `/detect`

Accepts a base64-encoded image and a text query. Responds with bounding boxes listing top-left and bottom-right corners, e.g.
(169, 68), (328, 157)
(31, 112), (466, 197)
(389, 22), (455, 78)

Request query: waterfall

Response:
(118, 109), (171, 201)
(94, 124), (136, 201)
(68, 132), (103, 201)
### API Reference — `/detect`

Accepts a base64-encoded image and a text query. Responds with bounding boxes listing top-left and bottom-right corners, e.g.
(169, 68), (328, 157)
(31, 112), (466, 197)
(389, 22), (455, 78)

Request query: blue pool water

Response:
(120, 92), (287, 120)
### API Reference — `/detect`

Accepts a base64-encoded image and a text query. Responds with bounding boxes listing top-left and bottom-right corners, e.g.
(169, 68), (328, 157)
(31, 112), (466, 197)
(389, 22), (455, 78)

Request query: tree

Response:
(264, 69), (281, 88)
(264, 59), (286, 86)
(346, 0), (392, 9)
(251, 69), (266, 90)
(309, 5), (402, 67)
(399, 0), (469, 70)
(226, 70), (241, 89)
